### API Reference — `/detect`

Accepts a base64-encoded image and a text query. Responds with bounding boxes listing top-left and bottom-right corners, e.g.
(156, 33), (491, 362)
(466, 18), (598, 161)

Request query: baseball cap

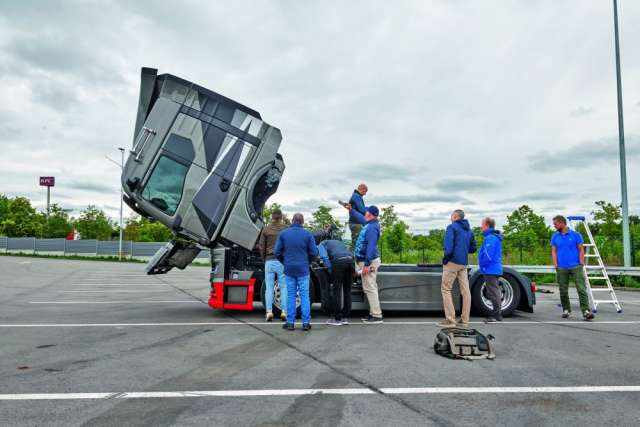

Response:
(367, 205), (379, 216)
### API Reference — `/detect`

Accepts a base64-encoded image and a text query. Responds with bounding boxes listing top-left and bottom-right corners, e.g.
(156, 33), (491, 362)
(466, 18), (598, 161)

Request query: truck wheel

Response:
(261, 280), (300, 318)
(471, 274), (521, 317)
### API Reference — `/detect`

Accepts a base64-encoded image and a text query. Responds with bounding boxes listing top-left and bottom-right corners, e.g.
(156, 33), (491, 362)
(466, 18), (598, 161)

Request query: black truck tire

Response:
(471, 274), (521, 317)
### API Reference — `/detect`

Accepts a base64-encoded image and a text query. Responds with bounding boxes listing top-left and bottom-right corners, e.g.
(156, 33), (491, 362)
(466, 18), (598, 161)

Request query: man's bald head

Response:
(357, 183), (368, 195)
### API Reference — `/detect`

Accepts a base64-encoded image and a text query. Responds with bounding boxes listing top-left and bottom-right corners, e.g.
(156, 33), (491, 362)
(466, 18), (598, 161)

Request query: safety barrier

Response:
(0, 237), (209, 260)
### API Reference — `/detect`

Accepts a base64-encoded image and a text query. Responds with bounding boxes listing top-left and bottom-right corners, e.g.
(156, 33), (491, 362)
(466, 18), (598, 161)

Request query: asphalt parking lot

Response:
(1, 255), (639, 427)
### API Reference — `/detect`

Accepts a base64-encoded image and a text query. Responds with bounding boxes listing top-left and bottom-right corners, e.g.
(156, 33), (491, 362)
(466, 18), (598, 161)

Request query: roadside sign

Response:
(39, 176), (55, 187)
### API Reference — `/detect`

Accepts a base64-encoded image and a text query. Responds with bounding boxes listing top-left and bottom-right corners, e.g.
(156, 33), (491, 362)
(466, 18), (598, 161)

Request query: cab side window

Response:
(142, 155), (189, 215)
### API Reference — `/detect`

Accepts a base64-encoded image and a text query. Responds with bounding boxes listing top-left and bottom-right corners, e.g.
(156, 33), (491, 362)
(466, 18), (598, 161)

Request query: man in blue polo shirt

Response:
(551, 215), (594, 320)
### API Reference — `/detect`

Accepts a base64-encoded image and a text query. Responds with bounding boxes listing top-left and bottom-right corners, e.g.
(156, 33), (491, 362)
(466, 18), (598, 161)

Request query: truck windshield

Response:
(142, 155), (189, 215)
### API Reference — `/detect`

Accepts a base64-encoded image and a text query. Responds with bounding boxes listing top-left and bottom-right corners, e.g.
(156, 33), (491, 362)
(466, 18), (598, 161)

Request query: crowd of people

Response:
(257, 184), (595, 331)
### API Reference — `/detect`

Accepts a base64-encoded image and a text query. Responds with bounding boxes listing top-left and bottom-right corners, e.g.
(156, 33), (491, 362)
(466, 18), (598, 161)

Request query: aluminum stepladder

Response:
(567, 216), (622, 313)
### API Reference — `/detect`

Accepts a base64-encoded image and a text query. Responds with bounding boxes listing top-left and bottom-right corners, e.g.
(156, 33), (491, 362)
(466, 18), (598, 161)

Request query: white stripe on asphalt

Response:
(58, 290), (171, 293)
(1, 386), (640, 401)
(1, 320), (639, 327)
(69, 284), (171, 286)
(29, 301), (202, 304)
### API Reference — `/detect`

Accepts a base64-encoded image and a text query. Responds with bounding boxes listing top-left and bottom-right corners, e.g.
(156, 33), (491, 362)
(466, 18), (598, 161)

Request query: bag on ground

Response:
(433, 328), (495, 360)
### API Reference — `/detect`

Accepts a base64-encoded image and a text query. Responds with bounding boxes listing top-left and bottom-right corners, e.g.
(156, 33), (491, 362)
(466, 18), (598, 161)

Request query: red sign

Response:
(39, 176), (55, 187)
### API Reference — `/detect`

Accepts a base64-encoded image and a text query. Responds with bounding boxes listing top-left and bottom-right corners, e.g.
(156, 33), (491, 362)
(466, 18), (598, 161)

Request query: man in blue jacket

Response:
(274, 213), (319, 331)
(439, 209), (477, 328)
(319, 236), (355, 326)
(347, 204), (383, 324)
(479, 217), (503, 323)
(347, 183), (368, 250)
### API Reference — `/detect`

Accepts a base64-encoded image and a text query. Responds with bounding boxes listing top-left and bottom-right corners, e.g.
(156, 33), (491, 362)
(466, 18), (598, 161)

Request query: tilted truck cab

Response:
(122, 68), (284, 279)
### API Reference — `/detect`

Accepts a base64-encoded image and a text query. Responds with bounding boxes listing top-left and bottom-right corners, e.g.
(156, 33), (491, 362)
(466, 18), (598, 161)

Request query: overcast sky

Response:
(1, 0), (639, 232)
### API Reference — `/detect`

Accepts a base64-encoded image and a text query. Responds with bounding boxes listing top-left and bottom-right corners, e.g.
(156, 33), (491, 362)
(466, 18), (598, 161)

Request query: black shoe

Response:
(283, 323), (294, 330)
(302, 323), (311, 331)
(583, 310), (595, 321)
(562, 310), (571, 319)
(484, 317), (498, 323)
(362, 315), (383, 324)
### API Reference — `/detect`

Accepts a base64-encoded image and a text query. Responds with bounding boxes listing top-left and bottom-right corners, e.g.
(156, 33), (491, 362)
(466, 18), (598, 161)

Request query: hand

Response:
(362, 265), (371, 275)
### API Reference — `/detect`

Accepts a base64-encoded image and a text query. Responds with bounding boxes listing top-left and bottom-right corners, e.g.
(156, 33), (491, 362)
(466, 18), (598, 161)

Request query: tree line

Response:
(0, 194), (172, 242)
(2, 193), (638, 267)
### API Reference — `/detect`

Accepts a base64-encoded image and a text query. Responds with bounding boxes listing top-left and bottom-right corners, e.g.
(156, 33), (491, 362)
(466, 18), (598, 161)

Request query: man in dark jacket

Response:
(319, 237), (354, 326)
(439, 209), (477, 328)
(274, 213), (318, 331)
(347, 183), (368, 250)
(258, 209), (288, 322)
(348, 205), (383, 324)
(479, 217), (504, 322)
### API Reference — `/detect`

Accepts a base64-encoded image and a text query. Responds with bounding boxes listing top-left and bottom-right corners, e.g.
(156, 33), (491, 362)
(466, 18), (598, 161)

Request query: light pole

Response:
(613, 0), (631, 267)
(118, 148), (125, 261)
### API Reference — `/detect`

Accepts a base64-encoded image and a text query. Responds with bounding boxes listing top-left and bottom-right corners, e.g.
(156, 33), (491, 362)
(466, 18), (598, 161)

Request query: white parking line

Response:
(69, 284), (171, 286)
(1, 386), (639, 400)
(1, 320), (639, 328)
(29, 301), (202, 304)
(58, 290), (172, 293)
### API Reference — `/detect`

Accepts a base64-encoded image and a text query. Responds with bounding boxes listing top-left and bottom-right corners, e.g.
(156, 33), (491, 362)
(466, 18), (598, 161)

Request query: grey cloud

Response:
(434, 175), (500, 192)
(569, 106), (595, 117)
(349, 162), (416, 182)
(282, 198), (332, 212)
(368, 193), (473, 205)
(491, 192), (571, 205)
(528, 135), (640, 172)
(67, 181), (119, 193)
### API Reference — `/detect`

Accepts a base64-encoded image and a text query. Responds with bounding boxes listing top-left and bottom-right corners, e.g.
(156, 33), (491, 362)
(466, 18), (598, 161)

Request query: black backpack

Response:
(434, 328), (495, 360)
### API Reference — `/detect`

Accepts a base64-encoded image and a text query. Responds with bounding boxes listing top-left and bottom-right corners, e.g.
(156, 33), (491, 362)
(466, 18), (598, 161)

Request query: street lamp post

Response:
(118, 148), (125, 261)
(613, 0), (631, 267)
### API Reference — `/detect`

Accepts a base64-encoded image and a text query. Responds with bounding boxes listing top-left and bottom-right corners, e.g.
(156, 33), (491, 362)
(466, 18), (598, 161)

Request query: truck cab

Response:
(122, 68), (284, 277)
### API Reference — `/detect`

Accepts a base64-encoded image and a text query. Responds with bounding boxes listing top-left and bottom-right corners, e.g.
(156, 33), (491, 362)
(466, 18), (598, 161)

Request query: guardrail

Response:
(471, 265), (640, 277)
(0, 236), (210, 260)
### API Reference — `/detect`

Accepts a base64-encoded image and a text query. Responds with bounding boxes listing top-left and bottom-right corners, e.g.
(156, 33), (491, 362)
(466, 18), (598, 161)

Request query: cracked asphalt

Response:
(1, 256), (640, 427)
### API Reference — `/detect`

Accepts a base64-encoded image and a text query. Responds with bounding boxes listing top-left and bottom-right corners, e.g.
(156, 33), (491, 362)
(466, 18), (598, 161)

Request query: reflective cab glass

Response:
(142, 156), (189, 215)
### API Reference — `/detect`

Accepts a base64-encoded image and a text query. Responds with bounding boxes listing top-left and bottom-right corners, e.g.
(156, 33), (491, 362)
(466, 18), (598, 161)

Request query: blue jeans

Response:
(286, 275), (311, 325)
(264, 260), (287, 313)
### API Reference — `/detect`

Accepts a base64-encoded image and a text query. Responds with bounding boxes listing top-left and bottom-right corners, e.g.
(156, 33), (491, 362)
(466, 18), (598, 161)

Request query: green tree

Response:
(123, 216), (173, 242)
(45, 204), (73, 238)
(308, 205), (343, 238)
(503, 205), (550, 263)
(0, 196), (45, 237)
(76, 205), (114, 240)
(591, 200), (622, 238)
(379, 205), (400, 231)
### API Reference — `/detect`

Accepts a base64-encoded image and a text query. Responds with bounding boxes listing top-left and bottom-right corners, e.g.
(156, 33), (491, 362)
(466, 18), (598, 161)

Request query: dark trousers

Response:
(484, 275), (503, 320)
(329, 259), (354, 320)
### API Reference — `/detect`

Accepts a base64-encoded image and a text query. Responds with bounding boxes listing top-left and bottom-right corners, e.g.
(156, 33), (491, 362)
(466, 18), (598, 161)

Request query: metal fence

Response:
(0, 237), (209, 260)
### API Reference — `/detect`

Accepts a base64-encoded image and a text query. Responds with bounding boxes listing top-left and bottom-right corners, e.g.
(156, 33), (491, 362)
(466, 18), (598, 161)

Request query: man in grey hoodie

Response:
(438, 209), (477, 328)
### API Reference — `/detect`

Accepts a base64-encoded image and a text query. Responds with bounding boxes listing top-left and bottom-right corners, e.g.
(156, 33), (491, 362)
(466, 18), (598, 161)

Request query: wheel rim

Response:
(272, 280), (301, 311)
(480, 277), (514, 310)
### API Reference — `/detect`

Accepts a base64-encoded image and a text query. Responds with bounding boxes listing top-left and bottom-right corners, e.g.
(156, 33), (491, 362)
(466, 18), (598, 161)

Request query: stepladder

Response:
(567, 216), (622, 313)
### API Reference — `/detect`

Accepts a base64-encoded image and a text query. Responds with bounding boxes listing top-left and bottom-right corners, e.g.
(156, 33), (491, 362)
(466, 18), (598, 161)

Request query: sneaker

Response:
(280, 312), (287, 321)
(437, 320), (457, 328)
(302, 323), (311, 331)
(583, 310), (595, 321)
(362, 315), (383, 324)
(562, 310), (571, 319)
(282, 323), (294, 330)
(265, 312), (273, 322)
(341, 319), (349, 325)
(484, 317), (498, 323)
(326, 318), (342, 326)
